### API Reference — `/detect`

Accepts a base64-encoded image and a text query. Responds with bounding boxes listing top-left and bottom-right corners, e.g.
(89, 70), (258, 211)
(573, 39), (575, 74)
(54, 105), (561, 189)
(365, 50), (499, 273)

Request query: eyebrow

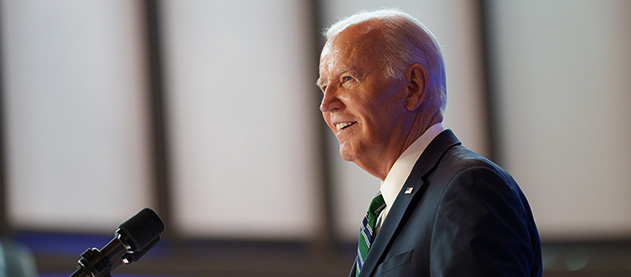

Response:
(315, 67), (355, 89)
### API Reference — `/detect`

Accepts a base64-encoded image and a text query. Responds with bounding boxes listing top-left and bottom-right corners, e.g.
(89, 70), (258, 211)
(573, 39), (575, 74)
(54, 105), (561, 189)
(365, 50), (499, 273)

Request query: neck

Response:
(358, 110), (443, 180)
(399, 110), (443, 158)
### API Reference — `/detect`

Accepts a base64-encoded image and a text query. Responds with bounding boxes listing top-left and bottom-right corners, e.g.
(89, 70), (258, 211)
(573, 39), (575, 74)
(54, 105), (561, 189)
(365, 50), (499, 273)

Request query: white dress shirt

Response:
(376, 123), (446, 231)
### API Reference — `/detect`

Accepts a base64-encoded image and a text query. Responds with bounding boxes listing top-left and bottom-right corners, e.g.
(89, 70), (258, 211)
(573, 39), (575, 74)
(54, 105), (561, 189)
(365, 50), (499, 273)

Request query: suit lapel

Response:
(348, 257), (357, 277)
(358, 130), (461, 276)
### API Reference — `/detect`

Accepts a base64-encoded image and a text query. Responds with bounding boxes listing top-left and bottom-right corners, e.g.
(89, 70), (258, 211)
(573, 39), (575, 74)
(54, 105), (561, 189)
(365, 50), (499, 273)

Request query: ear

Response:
(404, 64), (427, 111)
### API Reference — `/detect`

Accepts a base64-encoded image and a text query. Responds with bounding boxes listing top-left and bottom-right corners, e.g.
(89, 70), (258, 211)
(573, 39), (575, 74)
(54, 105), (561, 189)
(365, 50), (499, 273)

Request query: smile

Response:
(335, 122), (356, 131)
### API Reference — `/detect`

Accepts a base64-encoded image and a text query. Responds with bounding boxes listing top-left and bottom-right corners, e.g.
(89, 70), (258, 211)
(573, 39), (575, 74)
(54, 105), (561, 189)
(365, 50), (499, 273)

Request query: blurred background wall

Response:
(0, 0), (629, 276)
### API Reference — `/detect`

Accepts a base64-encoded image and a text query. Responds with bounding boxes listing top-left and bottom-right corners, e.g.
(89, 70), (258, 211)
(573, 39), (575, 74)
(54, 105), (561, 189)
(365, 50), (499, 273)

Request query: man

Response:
(317, 9), (542, 276)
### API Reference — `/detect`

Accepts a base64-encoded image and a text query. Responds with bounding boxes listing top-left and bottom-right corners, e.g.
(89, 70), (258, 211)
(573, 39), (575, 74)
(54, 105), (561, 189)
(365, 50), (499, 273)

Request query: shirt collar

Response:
(380, 123), (446, 216)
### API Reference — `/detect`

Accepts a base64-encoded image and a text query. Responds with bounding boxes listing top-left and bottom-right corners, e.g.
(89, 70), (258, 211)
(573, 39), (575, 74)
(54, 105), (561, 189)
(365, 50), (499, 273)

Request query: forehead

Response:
(319, 21), (384, 77)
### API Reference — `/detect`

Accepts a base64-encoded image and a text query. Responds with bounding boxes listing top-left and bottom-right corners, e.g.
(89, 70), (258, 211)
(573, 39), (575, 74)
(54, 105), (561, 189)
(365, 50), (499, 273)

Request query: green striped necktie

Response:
(356, 192), (386, 276)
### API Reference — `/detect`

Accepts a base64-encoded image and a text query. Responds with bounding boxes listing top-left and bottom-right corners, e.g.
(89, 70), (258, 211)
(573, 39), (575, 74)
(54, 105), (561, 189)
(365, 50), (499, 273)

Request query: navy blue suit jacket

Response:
(351, 130), (542, 276)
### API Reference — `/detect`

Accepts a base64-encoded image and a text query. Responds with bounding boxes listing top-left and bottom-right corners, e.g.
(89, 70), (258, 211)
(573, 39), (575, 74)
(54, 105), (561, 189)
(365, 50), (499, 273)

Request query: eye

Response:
(342, 76), (353, 82)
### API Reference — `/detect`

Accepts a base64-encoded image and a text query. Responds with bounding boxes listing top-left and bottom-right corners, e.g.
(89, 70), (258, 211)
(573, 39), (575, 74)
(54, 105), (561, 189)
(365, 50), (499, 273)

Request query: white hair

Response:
(324, 9), (447, 112)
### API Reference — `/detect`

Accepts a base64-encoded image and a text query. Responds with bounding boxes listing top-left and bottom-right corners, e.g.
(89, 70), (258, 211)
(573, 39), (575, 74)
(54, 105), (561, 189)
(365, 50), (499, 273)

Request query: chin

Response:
(338, 145), (357, 162)
(339, 150), (352, 161)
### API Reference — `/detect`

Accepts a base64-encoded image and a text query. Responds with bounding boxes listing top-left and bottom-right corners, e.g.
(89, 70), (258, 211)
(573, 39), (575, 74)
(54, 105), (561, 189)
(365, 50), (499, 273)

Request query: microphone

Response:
(70, 208), (165, 277)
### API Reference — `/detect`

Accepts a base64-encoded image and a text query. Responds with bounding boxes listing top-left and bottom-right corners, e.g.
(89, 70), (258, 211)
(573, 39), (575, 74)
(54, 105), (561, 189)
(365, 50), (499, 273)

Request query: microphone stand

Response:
(70, 233), (128, 277)
(69, 208), (164, 277)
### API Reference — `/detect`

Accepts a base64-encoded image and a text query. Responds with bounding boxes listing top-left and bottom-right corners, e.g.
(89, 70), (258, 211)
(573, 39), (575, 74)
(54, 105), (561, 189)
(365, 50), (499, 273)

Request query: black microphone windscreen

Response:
(118, 208), (165, 251)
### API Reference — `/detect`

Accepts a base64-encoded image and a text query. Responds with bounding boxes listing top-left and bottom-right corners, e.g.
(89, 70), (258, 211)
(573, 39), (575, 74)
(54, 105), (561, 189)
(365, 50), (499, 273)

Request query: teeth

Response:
(336, 122), (354, 131)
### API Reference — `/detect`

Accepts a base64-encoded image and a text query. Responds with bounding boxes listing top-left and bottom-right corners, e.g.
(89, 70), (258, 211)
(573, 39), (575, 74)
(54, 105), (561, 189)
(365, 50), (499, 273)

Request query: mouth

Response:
(335, 122), (357, 131)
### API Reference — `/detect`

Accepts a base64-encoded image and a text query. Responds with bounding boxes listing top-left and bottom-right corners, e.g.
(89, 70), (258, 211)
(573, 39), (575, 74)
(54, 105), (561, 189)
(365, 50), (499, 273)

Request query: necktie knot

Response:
(368, 193), (386, 217)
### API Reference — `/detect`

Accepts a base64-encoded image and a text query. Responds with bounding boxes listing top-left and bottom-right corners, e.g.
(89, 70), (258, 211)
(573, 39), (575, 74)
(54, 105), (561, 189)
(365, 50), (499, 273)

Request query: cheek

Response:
(355, 100), (382, 122)
(361, 102), (402, 133)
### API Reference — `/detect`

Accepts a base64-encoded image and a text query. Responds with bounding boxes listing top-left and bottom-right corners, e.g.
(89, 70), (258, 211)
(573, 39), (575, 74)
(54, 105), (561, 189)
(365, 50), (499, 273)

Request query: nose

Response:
(320, 88), (343, 112)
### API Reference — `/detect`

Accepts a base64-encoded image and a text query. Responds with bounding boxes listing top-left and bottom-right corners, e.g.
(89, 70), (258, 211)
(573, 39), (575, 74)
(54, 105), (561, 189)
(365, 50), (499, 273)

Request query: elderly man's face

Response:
(318, 24), (410, 170)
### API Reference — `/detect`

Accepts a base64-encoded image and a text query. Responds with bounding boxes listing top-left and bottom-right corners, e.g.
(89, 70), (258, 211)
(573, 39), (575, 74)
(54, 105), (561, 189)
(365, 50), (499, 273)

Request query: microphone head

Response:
(118, 208), (165, 251)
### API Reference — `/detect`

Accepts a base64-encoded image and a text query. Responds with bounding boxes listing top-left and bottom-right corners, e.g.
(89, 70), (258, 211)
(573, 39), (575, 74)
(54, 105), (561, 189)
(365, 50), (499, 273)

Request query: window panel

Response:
(162, 0), (318, 239)
(2, 0), (151, 231)
(489, 0), (631, 240)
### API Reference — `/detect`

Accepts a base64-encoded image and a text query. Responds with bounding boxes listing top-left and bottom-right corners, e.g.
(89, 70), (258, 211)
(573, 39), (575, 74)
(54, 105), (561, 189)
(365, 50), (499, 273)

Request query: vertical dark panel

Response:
(476, 0), (500, 162)
(0, 0), (10, 237)
(308, 0), (338, 262)
(141, 0), (173, 238)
